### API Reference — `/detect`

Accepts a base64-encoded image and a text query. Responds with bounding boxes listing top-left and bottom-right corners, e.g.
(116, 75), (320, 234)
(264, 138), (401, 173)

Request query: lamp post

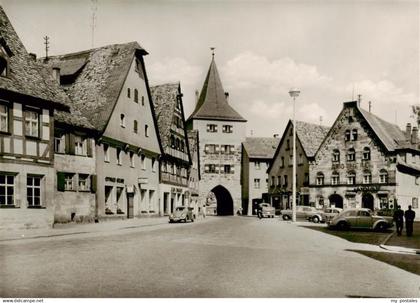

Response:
(289, 88), (300, 222)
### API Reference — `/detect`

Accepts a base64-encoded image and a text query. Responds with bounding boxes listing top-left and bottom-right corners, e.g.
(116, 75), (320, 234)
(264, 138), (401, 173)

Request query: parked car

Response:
(257, 202), (275, 218)
(328, 208), (393, 231)
(281, 206), (323, 223)
(321, 207), (343, 224)
(169, 206), (195, 223)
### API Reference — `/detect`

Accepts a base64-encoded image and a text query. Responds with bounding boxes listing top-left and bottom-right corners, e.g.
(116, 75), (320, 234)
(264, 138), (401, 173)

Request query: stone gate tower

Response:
(187, 54), (247, 215)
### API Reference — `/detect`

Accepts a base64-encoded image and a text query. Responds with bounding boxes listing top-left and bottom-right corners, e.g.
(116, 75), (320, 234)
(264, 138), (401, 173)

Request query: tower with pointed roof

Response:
(187, 53), (246, 216)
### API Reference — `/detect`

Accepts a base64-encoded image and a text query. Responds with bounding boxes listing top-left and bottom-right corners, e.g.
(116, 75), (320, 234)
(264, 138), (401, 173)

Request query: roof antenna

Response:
(91, 0), (98, 48)
(210, 47), (215, 59)
(43, 36), (49, 61)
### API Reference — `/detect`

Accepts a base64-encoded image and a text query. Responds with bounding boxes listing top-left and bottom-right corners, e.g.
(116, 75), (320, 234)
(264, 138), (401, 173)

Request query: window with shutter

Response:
(57, 172), (65, 192)
(90, 175), (97, 193)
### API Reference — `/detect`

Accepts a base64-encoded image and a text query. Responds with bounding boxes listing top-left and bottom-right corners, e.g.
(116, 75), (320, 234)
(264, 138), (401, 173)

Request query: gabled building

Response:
(187, 129), (201, 216)
(150, 83), (191, 215)
(45, 42), (163, 220)
(187, 55), (247, 216)
(241, 137), (280, 215)
(309, 100), (420, 217)
(268, 120), (329, 211)
(0, 6), (70, 229)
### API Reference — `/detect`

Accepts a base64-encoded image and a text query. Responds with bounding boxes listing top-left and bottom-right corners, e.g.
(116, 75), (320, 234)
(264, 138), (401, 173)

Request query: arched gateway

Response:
(210, 185), (234, 216)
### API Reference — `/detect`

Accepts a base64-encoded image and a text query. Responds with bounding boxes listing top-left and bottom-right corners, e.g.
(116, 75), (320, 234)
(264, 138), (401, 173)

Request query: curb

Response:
(379, 230), (420, 255)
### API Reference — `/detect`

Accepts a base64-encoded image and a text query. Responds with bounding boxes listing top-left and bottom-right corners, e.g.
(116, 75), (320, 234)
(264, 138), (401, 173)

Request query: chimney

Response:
(29, 53), (37, 61)
(406, 123), (412, 141)
(52, 67), (60, 83)
(195, 90), (199, 105)
(411, 126), (418, 144)
(273, 134), (279, 138)
(225, 92), (229, 103)
(357, 94), (362, 107)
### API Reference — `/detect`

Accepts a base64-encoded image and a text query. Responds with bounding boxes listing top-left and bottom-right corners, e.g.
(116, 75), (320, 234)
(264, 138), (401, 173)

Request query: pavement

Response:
(1, 215), (419, 256)
(0, 215), (209, 242)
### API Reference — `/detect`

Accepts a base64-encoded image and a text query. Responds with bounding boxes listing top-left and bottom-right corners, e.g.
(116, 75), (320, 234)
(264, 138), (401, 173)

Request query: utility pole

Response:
(91, 0), (98, 48)
(43, 36), (49, 60)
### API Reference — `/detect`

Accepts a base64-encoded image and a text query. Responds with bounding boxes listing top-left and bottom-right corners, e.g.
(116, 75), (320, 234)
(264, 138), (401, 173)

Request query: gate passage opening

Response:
(209, 185), (234, 216)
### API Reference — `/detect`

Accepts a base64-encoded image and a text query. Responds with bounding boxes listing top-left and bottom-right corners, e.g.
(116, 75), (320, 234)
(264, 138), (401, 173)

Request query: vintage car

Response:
(281, 206), (324, 223)
(169, 206), (195, 223)
(328, 208), (394, 231)
(257, 202), (275, 218)
(321, 207), (343, 224)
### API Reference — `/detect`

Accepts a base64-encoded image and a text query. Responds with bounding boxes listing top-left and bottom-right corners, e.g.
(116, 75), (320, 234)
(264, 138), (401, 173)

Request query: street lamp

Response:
(289, 88), (300, 223)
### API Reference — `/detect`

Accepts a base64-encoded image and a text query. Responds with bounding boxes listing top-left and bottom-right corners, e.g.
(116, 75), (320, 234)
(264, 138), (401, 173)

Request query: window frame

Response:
(24, 109), (40, 138)
(0, 174), (15, 207)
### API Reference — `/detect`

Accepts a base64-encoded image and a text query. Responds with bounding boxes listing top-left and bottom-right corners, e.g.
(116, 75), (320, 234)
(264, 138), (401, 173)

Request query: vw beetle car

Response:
(281, 206), (323, 223)
(321, 207), (343, 224)
(169, 206), (195, 223)
(328, 208), (393, 231)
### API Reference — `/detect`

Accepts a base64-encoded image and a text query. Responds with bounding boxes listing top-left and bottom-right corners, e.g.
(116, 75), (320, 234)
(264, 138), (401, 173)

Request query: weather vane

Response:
(210, 47), (215, 58)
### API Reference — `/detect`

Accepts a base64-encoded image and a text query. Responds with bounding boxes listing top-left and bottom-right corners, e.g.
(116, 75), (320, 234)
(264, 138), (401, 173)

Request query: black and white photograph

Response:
(0, 0), (419, 300)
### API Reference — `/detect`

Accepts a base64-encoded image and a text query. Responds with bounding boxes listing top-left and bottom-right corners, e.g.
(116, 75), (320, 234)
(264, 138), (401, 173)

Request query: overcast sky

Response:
(1, 0), (419, 137)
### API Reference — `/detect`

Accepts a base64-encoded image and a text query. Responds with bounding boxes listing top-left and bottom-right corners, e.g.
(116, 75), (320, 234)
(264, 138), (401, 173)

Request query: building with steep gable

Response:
(267, 120), (329, 211)
(44, 42), (163, 220)
(0, 6), (70, 229)
(151, 83), (191, 215)
(309, 100), (420, 217)
(187, 55), (246, 215)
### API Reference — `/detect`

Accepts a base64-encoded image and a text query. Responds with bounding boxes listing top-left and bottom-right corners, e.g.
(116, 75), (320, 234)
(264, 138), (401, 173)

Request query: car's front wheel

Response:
(312, 216), (320, 223)
(337, 221), (349, 230)
(282, 215), (290, 221)
(375, 222), (387, 232)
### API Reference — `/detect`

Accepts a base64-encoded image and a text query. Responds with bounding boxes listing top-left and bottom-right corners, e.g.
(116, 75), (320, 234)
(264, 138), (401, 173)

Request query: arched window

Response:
(170, 135), (175, 148)
(331, 171), (340, 185)
(134, 89), (139, 103)
(363, 147), (371, 160)
(363, 170), (372, 184)
(332, 149), (340, 162)
(345, 130), (351, 141)
(347, 148), (355, 161)
(351, 129), (358, 141)
(0, 56), (7, 77)
(347, 171), (356, 185)
(316, 172), (324, 185)
(379, 169), (388, 183)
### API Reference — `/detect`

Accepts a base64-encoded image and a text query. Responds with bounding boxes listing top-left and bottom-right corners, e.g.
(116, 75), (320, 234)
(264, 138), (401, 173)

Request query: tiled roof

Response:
(243, 137), (280, 159)
(188, 58), (246, 122)
(0, 6), (69, 108)
(150, 83), (180, 150)
(295, 121), (330, 157)
(358, 107), (406, 152)
(54, 108), (95, 130)
(43, 41), (147, 132)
